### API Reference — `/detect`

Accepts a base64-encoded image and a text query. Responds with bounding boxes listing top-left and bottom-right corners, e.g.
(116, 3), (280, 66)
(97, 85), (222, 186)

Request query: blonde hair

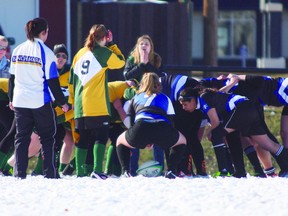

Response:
(137, 72), (161, 96)
(130, 35), (161, 68)
(84, 24), (108, 51)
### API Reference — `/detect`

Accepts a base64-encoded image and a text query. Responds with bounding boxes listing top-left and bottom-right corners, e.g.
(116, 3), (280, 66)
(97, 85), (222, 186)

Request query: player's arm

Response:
(48, 78), (69, 112)
(218, 75), (239, 93)
(205, 108), (221, 141)
(113, 98), (126, 122)
(8, 75), (15, 110)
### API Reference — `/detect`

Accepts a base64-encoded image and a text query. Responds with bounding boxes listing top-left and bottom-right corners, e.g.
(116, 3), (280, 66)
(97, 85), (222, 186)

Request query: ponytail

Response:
(25, 17), (48, 41)
(84, 24), (108, 51)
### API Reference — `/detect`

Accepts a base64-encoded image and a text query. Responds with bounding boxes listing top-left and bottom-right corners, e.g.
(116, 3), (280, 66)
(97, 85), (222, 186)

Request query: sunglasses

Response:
(0, 45), (7, 51)
(178, 96), (195, 102)
(56, 53), (67, 59)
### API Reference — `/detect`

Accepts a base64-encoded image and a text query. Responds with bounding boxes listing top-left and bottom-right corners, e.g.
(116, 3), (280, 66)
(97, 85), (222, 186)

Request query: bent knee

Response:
(116, 132), (127, 146)
(178, 132), (187, 145)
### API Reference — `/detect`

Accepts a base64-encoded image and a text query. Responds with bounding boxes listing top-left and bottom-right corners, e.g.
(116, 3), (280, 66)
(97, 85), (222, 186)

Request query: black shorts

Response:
(224, 101), (266, 137)
(125, 120), (180, 149)
(282, 106), (288, 116)
(75, 116), (110, 130)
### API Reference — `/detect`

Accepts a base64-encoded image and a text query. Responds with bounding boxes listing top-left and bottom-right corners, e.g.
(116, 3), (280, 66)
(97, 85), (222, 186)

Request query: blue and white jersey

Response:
(246, 75), (288, 106)
(9, 38), (58, 108)
(169, 75), (188, 102)
(129, 92), (175, 123)
(200, 77), (225, 89)
(199, 91), (248, 115)
(276, 77), (288, 105)
(161, 74), (200, 102)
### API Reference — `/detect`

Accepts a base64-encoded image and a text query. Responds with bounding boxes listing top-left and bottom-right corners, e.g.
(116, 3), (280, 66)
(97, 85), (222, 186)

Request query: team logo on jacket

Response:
(12, 55), (41, 66)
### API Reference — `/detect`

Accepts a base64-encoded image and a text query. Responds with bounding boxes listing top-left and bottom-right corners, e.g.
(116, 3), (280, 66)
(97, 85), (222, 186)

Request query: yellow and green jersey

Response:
(108, 81), (130, 123)
(68, 44), (125, 119)
(108, 81), (129, 103)
(0, 78), (9, 101)
(58, 64), (71, 88)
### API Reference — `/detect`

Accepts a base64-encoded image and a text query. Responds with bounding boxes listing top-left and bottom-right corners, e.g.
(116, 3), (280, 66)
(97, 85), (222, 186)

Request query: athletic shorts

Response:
(75, 116), (110, 130)
(224, 101), (266, 137)
(125, 120), (180, 149)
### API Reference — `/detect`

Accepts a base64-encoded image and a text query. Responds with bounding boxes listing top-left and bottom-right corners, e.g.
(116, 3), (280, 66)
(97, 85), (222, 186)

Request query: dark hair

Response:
(25, 17), (48, 41)
(84, 24), (108, 51)
(179, 86), (201, 102)
(53, 44), (68, 56)
(202, 87), (219, 93)
(179, 85), (219, 102)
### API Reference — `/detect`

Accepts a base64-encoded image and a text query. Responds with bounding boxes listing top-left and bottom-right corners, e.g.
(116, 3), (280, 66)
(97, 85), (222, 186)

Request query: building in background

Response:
(192, 0), (287, 68)
(1, 0), (288, 69)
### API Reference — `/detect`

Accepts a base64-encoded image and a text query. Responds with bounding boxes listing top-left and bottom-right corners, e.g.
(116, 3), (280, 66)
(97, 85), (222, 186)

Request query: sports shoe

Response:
(267, 173), (278, 177)
(254, 172), (267, 178)
(195, 174), (210, 178)
(90, 172), (108, 180)
(107, 174), (120, 178)
(121, 171), (132, 178)
(0, 169), (13, 176)
(278, 170), (288, 178)
(31, 171), (40, 176)
(177, 171), (194, 179)
(212, 169), (231, 178)
(196, 171), (208, 178)
(232, 172), (247, 178)
(165, 171), (178, 179)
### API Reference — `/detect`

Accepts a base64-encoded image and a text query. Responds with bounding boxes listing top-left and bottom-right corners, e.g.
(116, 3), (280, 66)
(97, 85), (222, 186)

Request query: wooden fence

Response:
(70, 1), (193, 81)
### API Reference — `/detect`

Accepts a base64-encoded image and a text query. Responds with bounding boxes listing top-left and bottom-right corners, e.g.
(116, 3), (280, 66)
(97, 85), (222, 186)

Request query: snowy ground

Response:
(1, 175), (288, 216)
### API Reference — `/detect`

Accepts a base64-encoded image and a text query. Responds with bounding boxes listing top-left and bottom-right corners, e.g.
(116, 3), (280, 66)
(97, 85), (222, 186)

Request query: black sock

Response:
(213, 143), (231, 173)
(226, 132), (245, 176)
(167, 144), (186, 173)
(225, 146), (236, 174)
(164, 148), (170, 167)
(116, 144), (131, 174)
(189, 139), (206, 175)
(273, 146), (288, 172)
(177, 154), (195, 176)
(244, 146), (265, 175)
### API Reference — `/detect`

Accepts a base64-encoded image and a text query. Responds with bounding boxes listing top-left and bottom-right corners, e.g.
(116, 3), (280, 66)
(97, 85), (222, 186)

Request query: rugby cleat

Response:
(232, 172), (247, 178)
(254, 172), (267, 178)
(90, 172), (108, 180)
(165, 170), (178, 179)
(177, 171), (194, 179)
(278, 170), (288, 178)
(212, 169), (231, 178)
(121, 171), (132, 178)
